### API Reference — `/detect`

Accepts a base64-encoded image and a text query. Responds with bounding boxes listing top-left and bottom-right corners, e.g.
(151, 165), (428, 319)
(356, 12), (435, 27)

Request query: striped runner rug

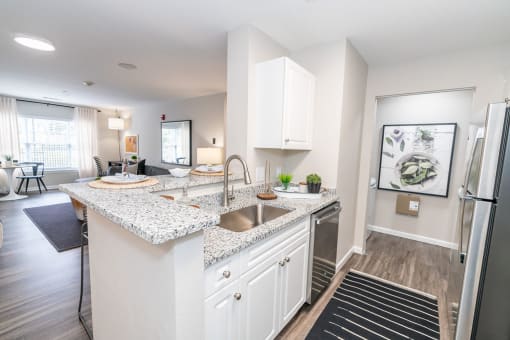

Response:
(306, 270), (440, 340)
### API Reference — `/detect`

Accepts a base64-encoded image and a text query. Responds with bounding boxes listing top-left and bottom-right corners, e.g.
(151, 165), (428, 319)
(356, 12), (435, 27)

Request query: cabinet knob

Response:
(222, 270), (231, 279)
(233, 292), (242, 300)
(284, 256), (290, 263)
(279, 260), (285, 267)
(284, 138), (290, 143)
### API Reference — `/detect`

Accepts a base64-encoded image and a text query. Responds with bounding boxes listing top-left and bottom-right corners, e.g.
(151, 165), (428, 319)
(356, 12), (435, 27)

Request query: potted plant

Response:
(3, 155), (13, 167)
(278, 173), (293, 191)
(306, 173), (322, 193)
(130, 155), (138, 163)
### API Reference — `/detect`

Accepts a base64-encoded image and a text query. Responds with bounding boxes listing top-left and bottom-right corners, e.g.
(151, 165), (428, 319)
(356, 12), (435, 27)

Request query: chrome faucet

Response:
(223, 154), (252, 206)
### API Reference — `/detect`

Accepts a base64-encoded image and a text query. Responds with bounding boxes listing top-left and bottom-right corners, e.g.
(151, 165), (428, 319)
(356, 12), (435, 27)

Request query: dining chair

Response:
(16, 162), (48, 194)
(93, 156), (108, 177)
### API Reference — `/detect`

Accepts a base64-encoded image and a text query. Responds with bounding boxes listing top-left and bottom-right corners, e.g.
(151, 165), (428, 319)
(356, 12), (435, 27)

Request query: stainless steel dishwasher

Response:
(306, 201), (341, 304)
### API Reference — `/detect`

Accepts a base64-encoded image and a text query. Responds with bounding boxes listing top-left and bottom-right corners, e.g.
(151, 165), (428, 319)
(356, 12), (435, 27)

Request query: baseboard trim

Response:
(367, 224), (457, 249)
(335, 247), (354, 273)
(352, 246), (363, 254)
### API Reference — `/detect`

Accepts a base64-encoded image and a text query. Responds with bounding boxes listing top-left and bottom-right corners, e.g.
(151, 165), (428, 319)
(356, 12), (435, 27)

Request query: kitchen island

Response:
(60, 174), (339, 340)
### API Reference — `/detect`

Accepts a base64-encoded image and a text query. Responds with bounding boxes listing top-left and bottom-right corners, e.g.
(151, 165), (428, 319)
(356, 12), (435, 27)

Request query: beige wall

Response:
(335, 41), (368, 258)
(354, 42), (510, 251)
(226, 25), (369, 264)
(370, 90), (473, 246)
(225, 25), (287, 178)
(126, 93), (226, 168)
(285, 41), (346, 187)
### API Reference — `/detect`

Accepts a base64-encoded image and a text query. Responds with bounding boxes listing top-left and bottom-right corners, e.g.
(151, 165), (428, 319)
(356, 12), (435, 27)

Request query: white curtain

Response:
(74, 107), (98, 178)
(0, 96), (20, 192)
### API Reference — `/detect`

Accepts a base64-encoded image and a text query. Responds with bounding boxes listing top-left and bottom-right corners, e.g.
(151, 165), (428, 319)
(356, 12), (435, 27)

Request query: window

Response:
(18, 116), (77, 169)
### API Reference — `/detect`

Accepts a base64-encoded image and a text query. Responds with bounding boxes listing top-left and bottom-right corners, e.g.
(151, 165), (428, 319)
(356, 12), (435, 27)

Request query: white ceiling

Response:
(1, 0), (509, 109)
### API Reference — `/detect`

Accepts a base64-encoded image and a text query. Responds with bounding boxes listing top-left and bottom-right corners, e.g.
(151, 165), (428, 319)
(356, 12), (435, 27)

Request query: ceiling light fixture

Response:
(14, 34), (55, 51)
(118, 62), (137, 70)
(82, 81), (95, 86)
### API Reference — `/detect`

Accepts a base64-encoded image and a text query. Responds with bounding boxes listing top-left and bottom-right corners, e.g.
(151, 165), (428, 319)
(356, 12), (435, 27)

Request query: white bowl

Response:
(169, 168), (191, 178)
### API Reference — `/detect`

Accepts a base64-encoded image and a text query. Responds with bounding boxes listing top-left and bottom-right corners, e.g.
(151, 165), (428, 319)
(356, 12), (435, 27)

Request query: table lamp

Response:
(197, 147), (223, 171)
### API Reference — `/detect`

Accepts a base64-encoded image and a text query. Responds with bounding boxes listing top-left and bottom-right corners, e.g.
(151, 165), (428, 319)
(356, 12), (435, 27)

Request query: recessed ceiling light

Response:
(14, 34), (55, 51)
(82, 81), (95, 86)
(118, 62), (137, 70)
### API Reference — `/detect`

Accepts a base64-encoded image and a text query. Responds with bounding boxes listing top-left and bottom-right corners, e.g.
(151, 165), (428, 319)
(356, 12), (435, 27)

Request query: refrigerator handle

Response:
(458, 196), (470, 263)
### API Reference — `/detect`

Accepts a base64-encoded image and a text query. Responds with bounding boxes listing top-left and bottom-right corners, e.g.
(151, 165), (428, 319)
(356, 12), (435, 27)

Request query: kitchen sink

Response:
(219, 204), (292, 232)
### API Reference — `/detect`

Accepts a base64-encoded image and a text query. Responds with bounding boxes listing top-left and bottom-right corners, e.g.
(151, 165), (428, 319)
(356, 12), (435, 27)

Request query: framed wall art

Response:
(377, 123), (457, 197)
(125, 135), (139, 154)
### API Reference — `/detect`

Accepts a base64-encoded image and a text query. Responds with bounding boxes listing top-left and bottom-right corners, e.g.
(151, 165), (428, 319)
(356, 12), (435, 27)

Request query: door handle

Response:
(316, 206), (341, 225)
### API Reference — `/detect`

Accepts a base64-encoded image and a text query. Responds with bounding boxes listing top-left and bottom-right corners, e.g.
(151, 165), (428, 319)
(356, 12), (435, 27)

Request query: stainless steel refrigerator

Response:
(447, 101), (510, 339)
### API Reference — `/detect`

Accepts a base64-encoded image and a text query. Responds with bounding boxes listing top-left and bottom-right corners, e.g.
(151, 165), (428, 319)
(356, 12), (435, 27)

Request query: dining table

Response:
(0, 165), (27, 201)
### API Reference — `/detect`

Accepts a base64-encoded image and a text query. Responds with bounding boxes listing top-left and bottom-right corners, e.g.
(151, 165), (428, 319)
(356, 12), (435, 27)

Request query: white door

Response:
(204, 280), (241, 340)
(279, 237), (309, 326)
(239, 260), (281, 340)
(283, 61), (314, 149)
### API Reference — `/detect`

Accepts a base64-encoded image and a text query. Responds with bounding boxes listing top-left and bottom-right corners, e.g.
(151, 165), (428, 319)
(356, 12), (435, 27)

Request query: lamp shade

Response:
(108, 117), (125, 130)
(197, 147), (223, 165)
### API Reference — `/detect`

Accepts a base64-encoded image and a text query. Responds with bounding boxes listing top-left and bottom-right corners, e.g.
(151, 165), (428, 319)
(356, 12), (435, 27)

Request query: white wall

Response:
(354, 42), (510, 251)
(370, 90), (473, 246)
(226, 25), (288, 178)
(285, 41), (346, 187)
(127, 93), (226, 168)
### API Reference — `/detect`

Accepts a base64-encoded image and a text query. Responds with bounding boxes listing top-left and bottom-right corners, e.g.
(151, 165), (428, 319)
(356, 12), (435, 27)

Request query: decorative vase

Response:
(5, 160), (12, 167)
(282, 182), (290, 191)
(307, 182), (321, 193)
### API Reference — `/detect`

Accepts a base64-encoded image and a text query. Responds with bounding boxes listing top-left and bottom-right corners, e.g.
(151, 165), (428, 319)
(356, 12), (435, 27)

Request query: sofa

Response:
(107, 159), (169, 176)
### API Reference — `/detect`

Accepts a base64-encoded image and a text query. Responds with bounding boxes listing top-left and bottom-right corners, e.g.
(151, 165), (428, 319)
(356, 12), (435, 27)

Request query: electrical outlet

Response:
(255, 166), (265, 182)
(409, 200), (420, 211)
(275, 167), (282, 177)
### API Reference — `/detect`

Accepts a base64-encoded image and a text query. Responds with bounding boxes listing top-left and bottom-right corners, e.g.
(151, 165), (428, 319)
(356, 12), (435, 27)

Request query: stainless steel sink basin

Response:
(219, 204), (292, 232)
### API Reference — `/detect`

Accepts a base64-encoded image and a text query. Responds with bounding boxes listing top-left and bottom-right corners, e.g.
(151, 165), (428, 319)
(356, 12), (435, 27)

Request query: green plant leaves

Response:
(382, 152), (394, 158)
(385, 137), (393, 146)
(400, 140), (405, 152)
(390, 182), (400, 189)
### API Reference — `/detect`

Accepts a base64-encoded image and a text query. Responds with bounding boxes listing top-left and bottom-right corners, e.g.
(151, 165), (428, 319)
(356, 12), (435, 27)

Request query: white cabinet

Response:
(279, 238), (309, 325)
(255, 57), (315, 150)
(239, 258), (281, 340)
(204, 280), (241, 340)
(204, 220), (310, 340)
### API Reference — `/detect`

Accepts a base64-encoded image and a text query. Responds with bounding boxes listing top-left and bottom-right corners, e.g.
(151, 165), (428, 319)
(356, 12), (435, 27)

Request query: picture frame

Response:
(125, 135), (138, 154)
(377, 123), (457, 197)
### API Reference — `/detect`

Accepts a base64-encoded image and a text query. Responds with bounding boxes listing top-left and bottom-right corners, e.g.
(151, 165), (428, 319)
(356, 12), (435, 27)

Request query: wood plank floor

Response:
(0, 191), (90, 340)
(278, 231), (451, 340)
(1, 191), (451, 340)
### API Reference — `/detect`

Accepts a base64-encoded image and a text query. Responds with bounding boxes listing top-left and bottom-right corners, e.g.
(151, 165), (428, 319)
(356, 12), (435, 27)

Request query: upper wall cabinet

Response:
(255, 57), (315, 150)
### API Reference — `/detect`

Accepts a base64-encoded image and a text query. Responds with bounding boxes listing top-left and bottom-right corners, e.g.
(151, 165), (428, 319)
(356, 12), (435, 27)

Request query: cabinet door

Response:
(204, 280), (241, 340)
(283, 60), (314, 150)
(279, 235), (309, 327)
(239, 259), (281, 340)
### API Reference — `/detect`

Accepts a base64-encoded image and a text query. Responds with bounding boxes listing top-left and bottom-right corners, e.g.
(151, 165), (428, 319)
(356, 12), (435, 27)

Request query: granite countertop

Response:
(59, 174), (339, 268)
(189, 186), (339, 267)
(59, 174), (240, 244)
